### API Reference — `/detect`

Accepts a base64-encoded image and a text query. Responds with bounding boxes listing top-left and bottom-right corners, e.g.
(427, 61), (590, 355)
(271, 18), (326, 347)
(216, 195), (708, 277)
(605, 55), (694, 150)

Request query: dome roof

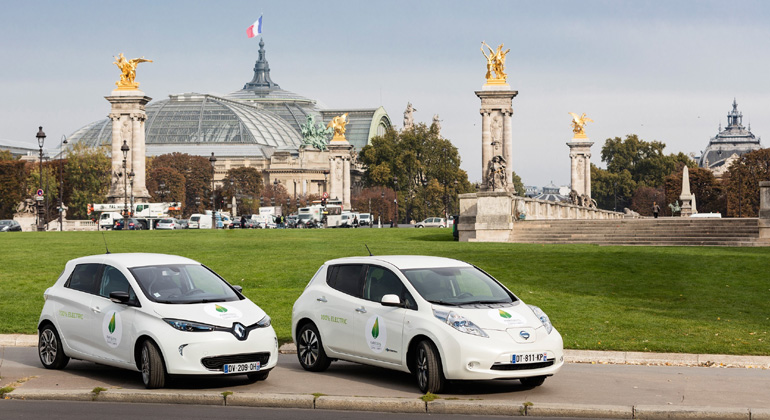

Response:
(698, 99), (762, 170)
(67, 93), (302, 155)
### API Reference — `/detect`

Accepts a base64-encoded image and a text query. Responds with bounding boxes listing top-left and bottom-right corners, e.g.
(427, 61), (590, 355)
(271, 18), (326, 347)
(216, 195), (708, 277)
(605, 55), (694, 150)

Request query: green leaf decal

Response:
(108, 313), (116, 334)
(499, 309), (512, 319)
(372, 318), (380, 339)
(215, 304), (228, 313)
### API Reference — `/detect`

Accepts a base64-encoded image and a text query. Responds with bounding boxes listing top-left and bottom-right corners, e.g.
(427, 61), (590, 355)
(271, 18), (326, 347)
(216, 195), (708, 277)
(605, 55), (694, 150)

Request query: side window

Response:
(98, 265), (136, 302)
(327, 264), (365, 298)
(364, 266), (417, 310)
(65, 263), (102, 295)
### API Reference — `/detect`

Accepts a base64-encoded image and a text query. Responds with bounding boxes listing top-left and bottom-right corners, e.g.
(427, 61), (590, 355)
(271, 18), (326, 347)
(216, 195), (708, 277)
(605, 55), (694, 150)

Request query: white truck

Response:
(90, 202), (181, 230)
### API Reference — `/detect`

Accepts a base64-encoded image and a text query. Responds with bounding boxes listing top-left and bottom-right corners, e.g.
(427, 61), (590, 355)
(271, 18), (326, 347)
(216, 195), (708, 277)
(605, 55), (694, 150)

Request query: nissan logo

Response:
(519, 330), (530, 340)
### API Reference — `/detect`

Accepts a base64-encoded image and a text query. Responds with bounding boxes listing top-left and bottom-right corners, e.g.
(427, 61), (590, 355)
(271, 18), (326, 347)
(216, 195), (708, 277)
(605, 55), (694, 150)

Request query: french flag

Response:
(246, 16), (262, 38)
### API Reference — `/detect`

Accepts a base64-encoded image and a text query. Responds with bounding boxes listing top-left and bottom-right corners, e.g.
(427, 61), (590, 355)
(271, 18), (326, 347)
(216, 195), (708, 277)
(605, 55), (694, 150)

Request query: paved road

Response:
(2, 346), (769, 413)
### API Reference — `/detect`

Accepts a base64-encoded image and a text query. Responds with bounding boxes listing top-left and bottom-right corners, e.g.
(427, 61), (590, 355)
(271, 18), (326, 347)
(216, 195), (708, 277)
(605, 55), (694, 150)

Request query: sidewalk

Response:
(3, 335), (770, 419)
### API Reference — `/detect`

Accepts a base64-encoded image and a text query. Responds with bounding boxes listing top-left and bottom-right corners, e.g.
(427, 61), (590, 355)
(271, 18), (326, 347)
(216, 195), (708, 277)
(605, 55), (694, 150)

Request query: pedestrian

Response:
(653, 201), (661, 219)
(240, 215), (246, 228)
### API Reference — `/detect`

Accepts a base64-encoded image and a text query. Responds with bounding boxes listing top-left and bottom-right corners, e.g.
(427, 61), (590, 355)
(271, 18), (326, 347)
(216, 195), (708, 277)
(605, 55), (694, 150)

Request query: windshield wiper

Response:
(429, 300), (460, 306)
(460, 299), (512, 305)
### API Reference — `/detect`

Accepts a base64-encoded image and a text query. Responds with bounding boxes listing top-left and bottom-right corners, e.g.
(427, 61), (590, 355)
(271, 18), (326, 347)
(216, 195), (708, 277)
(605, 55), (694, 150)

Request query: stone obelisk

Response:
(326, 113), (353, 209)
(679, 165), (695, 217)
(106, 54), (152, 204)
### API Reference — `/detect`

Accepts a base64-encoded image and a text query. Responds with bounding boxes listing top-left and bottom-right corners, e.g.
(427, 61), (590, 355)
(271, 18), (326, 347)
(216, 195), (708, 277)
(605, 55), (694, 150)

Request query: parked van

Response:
(189, 213), (212, 229)
(99, 212), (123, 230)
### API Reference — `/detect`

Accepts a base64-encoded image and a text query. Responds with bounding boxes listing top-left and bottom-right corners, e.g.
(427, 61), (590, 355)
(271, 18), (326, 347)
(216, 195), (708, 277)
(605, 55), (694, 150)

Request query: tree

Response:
(220, 167), (264, 216)
(148, 153), (213, 217)
(351, 187), (396, 223)
(63, 143), (111, 219)
(630, 186), (666, 216)
(591, 164), (635, 211)
(0, 156), (27, 219)
(723, 149), (770, 217)
(147, 167), (186, 214)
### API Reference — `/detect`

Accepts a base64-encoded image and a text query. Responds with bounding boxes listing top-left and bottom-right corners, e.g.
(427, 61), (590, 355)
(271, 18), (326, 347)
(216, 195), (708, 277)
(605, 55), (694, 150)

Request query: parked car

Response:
(177, 219), (190, 229)
(114, 218), (144, 230)
(37, 253), (278, 388)
(155, 218), (181, 230)
(291, 256), (563, 393)
(415, 217), (446, 228)
(0, 219), (22, 232)
(243, 219), (260, 229)
(229, 220), (242, 229)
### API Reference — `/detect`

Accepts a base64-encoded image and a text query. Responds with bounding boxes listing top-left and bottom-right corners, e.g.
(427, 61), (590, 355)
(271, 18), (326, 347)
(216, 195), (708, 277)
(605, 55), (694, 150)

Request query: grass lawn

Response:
(1, 228), (768, 355)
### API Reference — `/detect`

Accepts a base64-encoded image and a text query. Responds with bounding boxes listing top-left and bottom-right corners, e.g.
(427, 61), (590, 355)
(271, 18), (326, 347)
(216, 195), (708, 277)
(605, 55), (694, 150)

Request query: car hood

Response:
(151, 298), (267, 328)
(433, 303), (540, 331)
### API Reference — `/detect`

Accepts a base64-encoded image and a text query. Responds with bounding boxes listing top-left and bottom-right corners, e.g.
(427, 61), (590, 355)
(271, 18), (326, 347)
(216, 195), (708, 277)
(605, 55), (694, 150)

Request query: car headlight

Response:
(164, 318), (216, 332)
(256, 315), (271, 328)
(528, 305), (553, 334)
(433, 309), (488, 338)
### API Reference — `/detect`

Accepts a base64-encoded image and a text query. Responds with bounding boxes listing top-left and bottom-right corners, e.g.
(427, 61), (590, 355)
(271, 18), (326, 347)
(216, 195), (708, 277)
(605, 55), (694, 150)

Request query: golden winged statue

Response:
(327, 113), (349, 141)
(568, 112), (594, 138)
(481, 41), (510, 83)
(113, 53), (153, 90)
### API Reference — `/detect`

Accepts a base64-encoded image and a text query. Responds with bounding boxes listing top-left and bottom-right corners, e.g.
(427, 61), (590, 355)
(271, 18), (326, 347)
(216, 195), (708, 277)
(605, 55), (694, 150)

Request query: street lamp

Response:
(392, 176), (399, 228)
(36, 127), (46, 231)
(129, 170), (135, 217)
(323, 170), (329, 196)
(155, 181), (170, 202)
(121, 140), (130, 225)
(58, 135), (67, 231)
(209, 152), (217, 229)
(380, 190), (385, 228)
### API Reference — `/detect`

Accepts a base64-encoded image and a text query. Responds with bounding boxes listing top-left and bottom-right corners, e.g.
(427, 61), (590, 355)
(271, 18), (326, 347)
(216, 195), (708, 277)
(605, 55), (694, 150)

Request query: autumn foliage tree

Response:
(63, 143), (111, 219)
(722, 149), (770, 217)
(0, 151), (27, 219)
(148, 153), (213, 216)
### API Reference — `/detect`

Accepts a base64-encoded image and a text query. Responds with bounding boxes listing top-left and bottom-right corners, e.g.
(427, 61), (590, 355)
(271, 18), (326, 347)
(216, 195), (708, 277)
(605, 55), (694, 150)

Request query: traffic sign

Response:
(37, 189), (44, 196)
(322, 192), (329, 199)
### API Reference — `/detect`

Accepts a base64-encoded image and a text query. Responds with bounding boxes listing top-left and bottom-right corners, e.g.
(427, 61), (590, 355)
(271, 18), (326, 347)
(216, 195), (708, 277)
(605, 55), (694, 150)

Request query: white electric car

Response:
(291, 256), (563, 393)
(37, 253), (278, 388)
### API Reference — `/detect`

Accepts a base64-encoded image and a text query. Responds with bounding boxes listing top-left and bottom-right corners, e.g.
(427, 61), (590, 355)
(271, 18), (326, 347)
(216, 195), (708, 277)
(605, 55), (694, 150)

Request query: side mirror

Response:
(232, 285), (243, 294)
(380, 294), (402, 307)
(109, 291), (131, 304)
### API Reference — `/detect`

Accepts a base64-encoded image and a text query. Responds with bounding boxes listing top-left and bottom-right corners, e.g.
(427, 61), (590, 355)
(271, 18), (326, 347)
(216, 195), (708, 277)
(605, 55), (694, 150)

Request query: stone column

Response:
(475, 89), (517, 192)
(566, 140), (593, 198)
(105, 89), (152, 204)
(758, 181), (770, 242)
(343, 157), (351, 209)
(328, 140), (353, 209)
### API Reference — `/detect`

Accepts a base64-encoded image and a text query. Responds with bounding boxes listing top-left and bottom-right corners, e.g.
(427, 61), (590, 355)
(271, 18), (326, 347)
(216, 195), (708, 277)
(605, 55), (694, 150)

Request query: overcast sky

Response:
(2, 0), (769, 187)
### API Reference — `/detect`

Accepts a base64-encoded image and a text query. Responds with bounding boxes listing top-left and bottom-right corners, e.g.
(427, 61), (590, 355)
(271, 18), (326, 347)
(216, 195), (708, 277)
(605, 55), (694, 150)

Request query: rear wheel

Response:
(415, 340), (445, 393)
(296, 323), (331, 372)
(141, 340), (166, 389)
(38, 324), (69, 369)
(520, 375), (546, 387)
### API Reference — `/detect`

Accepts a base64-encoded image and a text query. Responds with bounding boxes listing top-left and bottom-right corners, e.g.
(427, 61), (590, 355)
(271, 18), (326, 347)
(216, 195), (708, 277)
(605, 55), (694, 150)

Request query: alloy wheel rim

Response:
(299, 329), (318, 367)
(39, 329), (56, 365)
(141, 346), (150, 384)
(417, 347), (428, 389)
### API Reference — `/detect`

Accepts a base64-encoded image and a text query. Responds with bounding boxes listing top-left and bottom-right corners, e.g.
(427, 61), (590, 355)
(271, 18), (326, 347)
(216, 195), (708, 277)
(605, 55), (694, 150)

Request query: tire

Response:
(296, 323), (331, 372)
(246, 370), (270, 382)
(415, 340), (445, 393)
(38, 324), (69, 369)
(141, 340), (167, 389)
(520, 375), (546, 387)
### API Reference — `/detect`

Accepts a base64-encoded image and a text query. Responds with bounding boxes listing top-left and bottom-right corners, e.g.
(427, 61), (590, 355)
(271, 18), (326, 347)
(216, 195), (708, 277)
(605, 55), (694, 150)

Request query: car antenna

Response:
(364, 244), (373, 256)
(100, 230), (111, 254)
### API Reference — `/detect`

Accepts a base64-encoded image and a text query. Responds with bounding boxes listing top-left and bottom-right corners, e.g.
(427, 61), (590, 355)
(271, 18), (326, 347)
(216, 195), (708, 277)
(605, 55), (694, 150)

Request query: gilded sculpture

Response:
(327, 113), (349, 141)
(481, 41), (510, 83)
(568, 112), (594, 138)
(113, 53), (153, 90)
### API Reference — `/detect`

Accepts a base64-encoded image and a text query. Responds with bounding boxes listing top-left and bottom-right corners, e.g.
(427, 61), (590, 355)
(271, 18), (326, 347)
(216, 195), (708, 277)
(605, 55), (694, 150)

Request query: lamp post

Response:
(392, 176), (399, 228)
(380, 190), (385, 228)
(155, 181), (170, 202)
(121, 140), (130, 225)
(36, 127), (46, 231)
(58, 135), (67, 231)
(422, 178), (429, 220)
(209, 152), (217, 229)
(323, 170), (329, 196)
(129, 170), (135, 217)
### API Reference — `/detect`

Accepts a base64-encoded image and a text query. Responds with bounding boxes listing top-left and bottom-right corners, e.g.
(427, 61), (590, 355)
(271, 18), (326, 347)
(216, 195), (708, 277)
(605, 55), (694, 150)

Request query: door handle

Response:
(316, 296), (327, 303)
(91, 306), (101, 314)
(355, 307), (367, 313)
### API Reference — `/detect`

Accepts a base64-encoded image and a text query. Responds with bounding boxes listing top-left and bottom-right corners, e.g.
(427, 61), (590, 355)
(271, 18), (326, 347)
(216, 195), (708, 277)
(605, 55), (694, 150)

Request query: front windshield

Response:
(402, 266), (516, 306)
(129, 264), (240, 304)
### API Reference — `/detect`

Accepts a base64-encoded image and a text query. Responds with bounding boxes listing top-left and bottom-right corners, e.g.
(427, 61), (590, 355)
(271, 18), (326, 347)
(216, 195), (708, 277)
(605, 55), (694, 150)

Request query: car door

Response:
(88, 264), (138, 364)
(351, 265), (415, 366)
(317, 264), (367, 357)
(54, 263), (103, 358)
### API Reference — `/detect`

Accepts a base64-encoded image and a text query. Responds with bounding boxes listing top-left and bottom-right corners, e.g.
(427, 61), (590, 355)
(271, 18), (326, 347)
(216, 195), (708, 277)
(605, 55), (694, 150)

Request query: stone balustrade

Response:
(513, 196), (623, 221)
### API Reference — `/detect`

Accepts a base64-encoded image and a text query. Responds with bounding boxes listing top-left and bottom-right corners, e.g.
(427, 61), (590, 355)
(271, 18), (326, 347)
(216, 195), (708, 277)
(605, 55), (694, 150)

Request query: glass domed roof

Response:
(67, 93), (302, 152)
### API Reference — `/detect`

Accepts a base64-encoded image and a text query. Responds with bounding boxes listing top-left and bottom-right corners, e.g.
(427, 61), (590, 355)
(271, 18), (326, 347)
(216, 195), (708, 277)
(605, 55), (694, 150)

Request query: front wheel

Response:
(141, 340), (167, 388)
(520, 376), (546, 387)
(415, 340), (445, 393)
(296, 323), (331, 372)
(38, 324), (69, 369)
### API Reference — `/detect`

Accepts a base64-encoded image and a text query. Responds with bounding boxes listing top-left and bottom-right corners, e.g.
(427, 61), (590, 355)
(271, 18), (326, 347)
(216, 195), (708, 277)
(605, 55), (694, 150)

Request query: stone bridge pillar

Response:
(106, 89), (152, 204)
(759, 181), (770, 243)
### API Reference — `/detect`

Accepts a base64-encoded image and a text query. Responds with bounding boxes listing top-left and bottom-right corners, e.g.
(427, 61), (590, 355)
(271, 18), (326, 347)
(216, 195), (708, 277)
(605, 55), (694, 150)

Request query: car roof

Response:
(324, 255), (472, 270)
(67, 253), (200, 269)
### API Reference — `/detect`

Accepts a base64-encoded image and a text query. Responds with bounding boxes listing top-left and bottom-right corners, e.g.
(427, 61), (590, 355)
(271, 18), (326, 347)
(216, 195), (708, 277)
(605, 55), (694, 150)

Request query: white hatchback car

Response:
(37, 253), (278, 388)
(291, 256), (563, 393)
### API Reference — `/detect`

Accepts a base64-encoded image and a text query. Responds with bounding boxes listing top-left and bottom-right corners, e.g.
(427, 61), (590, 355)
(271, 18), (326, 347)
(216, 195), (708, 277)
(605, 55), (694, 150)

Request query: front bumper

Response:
(155, 326), (279, 376)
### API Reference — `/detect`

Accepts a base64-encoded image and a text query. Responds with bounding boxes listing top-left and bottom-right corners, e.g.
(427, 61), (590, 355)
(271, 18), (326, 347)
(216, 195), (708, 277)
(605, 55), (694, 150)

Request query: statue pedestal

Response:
(475, 89), (518, 193)
(458, 191), (514, 242)
(105, 89), (152, 204)
(327, 140), (353, 210)
(567, 139), (594, 198)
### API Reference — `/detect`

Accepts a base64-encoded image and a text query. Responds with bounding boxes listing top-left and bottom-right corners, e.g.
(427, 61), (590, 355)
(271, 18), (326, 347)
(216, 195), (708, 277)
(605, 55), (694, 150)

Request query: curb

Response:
(5, 389), (769, 419)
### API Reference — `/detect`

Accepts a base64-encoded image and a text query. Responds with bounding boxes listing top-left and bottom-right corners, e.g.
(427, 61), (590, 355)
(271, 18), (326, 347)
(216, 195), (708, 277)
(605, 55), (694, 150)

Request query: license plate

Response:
(223, 361), (260, 374)
(511, 352), (547, 364)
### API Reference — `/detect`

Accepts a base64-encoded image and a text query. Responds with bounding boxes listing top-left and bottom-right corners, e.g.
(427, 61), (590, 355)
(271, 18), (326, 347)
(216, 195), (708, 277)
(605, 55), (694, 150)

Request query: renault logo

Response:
(233, 322), (246, 340)
(519, 331), (530, 340)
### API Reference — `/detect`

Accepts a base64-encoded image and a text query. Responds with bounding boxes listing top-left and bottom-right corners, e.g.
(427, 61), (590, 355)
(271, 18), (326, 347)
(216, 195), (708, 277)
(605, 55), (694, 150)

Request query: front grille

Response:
(490, 360), (554, 371)
(201, 352), (271, 370)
